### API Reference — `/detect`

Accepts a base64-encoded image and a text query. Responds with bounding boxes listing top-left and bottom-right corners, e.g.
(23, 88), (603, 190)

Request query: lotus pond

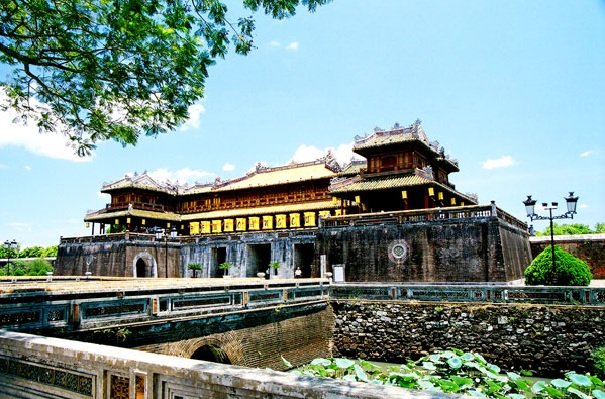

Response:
(282, 349), (604, 399)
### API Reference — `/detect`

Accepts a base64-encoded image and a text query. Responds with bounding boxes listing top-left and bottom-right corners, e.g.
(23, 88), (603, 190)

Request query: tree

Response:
(0, 0), (330, 156)
(187, 262), (202, 278)
(218, 261), (231, 276)
(535, 222), (595, 236)
(524, 245), (592, 286)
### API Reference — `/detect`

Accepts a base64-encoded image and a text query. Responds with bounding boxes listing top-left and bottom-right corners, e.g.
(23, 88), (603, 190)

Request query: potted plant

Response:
(187, 262), (202, 278)
(269, 261), (281, 278)
(218, 262), (231, 277)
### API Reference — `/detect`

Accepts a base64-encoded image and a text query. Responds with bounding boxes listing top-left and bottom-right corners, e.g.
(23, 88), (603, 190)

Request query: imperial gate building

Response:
(57, 121), (531, 282)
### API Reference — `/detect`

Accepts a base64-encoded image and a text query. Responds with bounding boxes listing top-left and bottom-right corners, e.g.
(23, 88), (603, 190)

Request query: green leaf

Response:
(451, 376), (473, 387)
(281, 356), (292, 368)
(354, 364), (369, 382)
(506, 372), (521, 381)
(507, 394), (526, 399)
(568, 387), (591, 399)
(310, 358), (331, 367)
(422, 361), (436, 371)
(532, 381), (547, 394)
(543, 385), (565, 398)
(334, 358), (355, 370)
(417, 380), (438, 391)
(550, 378), (572, 389)
(447, 357), (463, 369)
(467, 390), (488, 397)
(437, 379), (460, 393)
(593, 389), (605, 399)
(568, 373), (593, 388)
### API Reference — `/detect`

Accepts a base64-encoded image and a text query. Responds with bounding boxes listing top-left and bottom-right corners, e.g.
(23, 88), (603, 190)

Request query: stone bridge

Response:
(2, 278), (605, 398)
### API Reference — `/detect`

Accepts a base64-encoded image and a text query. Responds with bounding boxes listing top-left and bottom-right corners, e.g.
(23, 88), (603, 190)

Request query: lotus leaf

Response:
(593, 389), (605, 399)
(568, 373), (593, 388)
(310, 358), (331, 367)
(550, 379), (572, 389)
(532, 381), (547, 394)
(567, 387), (590, 399)
(447, 357), (463, 369)
(354, 364), (369, 382)
(334, 358), (355, 369)
(422, 361), (437, 371)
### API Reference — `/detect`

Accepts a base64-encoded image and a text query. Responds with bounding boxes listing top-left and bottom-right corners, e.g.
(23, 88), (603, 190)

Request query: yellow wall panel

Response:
(236, 218), (247, 231)
(276, 214), (287, 228)
(201, 221), (211, 234)
(224, 218), (234, 232)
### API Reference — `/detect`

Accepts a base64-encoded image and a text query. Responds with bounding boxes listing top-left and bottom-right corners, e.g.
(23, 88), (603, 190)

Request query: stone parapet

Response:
(0, 329), (450, 399)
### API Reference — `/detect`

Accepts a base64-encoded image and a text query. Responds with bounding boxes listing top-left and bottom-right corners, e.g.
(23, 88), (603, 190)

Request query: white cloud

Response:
(222, 162), (235, 172)
(147, 167), (214, 185)
(580, 150), (594, 158)
(285, 41), (300, 51)
(179, 103), (205, 131)
(269, 40), (281, 47)
(7, 222), (32, 233)
(482, 155), (515, 170)
(0, 101), (92, 162)
(580, 203), (589, 209)
(24, 165), (32, 171)
(290, 142), (359, 167)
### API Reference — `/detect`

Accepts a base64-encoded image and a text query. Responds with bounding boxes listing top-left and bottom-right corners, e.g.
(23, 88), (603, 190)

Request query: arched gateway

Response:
(132, 252), (158, 278)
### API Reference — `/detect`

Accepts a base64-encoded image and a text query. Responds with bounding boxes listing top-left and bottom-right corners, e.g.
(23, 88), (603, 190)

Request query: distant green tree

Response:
(25, 258), (54, 276)
(525, 245), (592, 286)
(535, 222), (593, 236)
(594, 223), (605, 234)
(42, 245), (58, 257)
(19, 246), (44, 258)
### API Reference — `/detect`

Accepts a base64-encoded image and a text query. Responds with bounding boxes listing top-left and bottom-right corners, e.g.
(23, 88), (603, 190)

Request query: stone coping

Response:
(0, 277), (327, 295)
(0, 330), (449, 399)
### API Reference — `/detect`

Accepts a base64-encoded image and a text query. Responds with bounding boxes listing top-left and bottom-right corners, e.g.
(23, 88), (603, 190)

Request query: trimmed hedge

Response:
(525, 245), (592, 286)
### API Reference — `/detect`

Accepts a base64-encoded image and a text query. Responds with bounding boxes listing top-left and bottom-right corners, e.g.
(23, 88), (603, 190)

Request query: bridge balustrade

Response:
(331, 283), (605, 305)
(0, 281), (330, 333)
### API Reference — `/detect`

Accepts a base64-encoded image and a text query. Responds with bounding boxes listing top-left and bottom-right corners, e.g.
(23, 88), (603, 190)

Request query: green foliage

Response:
(269, 261), (281, 269)
(0, 258), (54, 276)
(593, 347), (605, 379)
(292, 349), (605, 399)
(0, 244), (57, 260)
(525, 245), (592, 286)
(188, 262), (202, 278)
(218, 261), (231, 276)
(535, 223), (604, 236)
(0, 0), (331, 156)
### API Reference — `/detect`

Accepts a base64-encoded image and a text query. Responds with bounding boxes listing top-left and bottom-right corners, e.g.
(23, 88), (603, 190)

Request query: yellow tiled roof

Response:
(181, 200), (337, 221)
(329, 174), (432, 194)
(85, 209), (181, 222)
(214, 163), (336, 191)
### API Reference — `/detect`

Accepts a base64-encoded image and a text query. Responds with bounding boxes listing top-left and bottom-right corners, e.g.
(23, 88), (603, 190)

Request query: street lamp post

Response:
(154, 227), (176, 278)
(522, 192), (579, 279)
(3, 239), (18, 276)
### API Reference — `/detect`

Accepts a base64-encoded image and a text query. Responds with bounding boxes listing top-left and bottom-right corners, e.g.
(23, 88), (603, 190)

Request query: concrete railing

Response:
(0, 330), (447, 399)
(0, 330), (448, 399)
(321, 203), (528, 231)
(0, 280), (330, 332)
(331, 283), (605, 305)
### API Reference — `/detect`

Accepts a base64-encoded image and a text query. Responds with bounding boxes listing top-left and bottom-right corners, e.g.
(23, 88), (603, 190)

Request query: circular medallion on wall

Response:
(388, 239), (409, 265)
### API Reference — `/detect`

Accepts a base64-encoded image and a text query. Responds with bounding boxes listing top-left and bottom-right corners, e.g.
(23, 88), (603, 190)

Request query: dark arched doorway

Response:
(191, 345), (231, 364)
(135, 258), (146, 277)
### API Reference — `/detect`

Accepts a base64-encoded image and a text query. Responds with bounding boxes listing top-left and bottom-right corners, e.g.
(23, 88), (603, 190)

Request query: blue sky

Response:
(1, 0), (604, 247)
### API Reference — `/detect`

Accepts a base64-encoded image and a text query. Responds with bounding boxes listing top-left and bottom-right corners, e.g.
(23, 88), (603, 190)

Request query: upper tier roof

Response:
(101, 156), (340, 196)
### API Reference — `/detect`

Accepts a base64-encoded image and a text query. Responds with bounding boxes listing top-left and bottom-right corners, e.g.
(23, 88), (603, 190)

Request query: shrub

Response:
(187, 262), (202, 278)
(593, 347), (605, 379)
(525, 245), (591, 286)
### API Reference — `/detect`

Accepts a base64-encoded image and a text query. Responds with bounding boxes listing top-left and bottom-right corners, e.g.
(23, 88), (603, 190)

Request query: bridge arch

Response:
(132, 252), (158, 278)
